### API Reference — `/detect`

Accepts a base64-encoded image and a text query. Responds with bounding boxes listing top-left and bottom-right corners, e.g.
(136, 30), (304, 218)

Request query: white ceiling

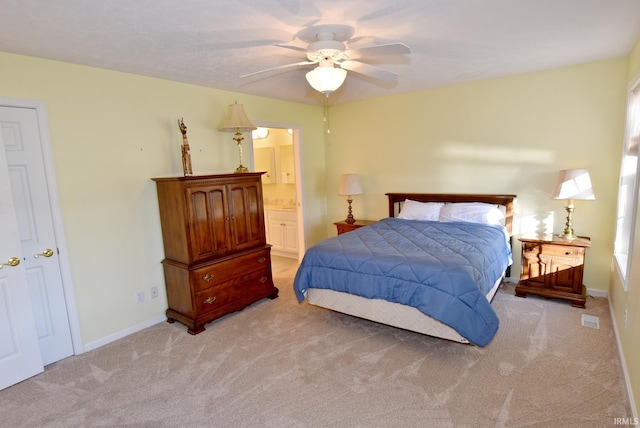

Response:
(2, 0), (640, 105)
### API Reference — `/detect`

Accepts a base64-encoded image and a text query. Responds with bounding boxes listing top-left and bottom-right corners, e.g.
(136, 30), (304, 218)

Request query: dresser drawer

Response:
(191, 248), (271, 291)
(195, 268), (272, 316)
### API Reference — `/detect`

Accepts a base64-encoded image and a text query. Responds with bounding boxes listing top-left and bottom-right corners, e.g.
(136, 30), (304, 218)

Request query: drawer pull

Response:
(204, 296), (216, 304)
(259, 276), (268, 283)
(565, 251), (573, 255)
(202, 273), (214, 282)
(257, 257), (266, 263)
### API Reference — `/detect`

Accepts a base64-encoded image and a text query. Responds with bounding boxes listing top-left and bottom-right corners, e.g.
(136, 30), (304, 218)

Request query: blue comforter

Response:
(293, 217), (512, 346)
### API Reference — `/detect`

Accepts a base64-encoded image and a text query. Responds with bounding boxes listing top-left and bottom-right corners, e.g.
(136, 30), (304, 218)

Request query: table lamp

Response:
(220, 101), (256, 173)
(552, 169), (595, 239)
(338, 174), (363, 224)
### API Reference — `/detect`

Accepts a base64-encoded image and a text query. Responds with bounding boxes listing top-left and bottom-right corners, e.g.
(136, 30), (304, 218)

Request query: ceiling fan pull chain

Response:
(324, 97), (331, 134)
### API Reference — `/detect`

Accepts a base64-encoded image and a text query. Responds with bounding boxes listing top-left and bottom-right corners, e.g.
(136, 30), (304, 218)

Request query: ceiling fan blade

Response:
(240, 60), (316, 78)
(275, 43), (310, 53)
(340, 60), (398, 83)
(345, 43), (410, 59)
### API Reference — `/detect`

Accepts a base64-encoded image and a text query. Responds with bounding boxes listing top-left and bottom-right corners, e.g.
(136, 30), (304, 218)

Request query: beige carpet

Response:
(0, 265), (630, 427)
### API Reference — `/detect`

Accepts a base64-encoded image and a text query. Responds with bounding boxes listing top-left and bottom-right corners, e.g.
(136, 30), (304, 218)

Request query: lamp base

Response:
(559, 230), (577, 240)
(345, 198), (355, 224)
(233, 130), (249, 174)
(559, 203), (576, 240)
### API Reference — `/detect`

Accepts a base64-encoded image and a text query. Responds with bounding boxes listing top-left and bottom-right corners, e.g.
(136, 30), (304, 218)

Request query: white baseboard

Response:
(270, 249), (298, 259)
(587, 288), (608, 298)
(609, 298), (638, 421)
(81, 315), (167, 353)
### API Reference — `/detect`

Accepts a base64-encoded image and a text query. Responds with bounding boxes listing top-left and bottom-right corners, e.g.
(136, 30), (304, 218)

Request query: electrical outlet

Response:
(624, 309), (628, 328)
(135, 291), (144, 304)
(150, 286), (159, 299)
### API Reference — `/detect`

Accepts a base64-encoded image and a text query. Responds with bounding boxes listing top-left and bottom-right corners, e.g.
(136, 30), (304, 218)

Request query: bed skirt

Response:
(306, 275), (504, 344)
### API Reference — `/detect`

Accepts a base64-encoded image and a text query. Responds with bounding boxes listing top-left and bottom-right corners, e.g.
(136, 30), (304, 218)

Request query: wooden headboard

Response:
(385, 193), (517, 236)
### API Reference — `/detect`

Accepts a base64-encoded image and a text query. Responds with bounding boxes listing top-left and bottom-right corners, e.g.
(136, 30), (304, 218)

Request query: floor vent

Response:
(582, 314), (600, 329)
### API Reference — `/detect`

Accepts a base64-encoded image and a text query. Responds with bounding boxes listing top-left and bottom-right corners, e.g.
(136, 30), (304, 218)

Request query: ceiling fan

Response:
(241, 24), (411, 97)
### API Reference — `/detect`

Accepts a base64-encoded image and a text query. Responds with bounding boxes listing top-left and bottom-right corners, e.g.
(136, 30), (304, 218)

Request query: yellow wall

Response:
(0, 52), (326, 345)
(327, 59), (627, 290)
(609, 37), (640, 417)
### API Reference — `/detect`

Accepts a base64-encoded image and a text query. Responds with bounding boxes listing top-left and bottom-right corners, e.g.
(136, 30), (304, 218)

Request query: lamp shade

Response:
(552, 169), (596, 200)
(305, 63), (347, 96)
(219, 102), (256, 132)
(338, 174), (363, 196)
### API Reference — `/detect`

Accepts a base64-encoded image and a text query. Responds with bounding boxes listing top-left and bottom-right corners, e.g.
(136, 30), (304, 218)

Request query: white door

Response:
(0, 126), (44, 390)
(1, 106), (73, 366)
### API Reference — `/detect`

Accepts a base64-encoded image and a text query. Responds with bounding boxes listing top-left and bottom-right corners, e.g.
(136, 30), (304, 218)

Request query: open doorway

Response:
(249, 125), (304, 263)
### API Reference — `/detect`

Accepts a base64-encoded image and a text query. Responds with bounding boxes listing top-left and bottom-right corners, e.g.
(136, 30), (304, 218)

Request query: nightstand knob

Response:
(565, 251), (572, 255)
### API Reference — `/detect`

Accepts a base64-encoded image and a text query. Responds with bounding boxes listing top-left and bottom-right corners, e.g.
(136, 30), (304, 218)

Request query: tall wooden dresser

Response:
(152, 173), (278, 334)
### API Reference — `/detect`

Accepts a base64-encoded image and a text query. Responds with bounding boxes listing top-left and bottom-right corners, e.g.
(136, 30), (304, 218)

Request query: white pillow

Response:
(439, 202), (506, 225)
(397, 200), (444, 221)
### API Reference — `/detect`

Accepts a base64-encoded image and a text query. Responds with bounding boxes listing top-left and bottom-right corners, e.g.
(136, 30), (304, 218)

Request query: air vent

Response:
(581, 314), (599, 329)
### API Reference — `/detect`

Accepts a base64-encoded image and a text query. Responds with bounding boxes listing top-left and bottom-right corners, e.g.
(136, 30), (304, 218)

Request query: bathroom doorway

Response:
(249, 125), (303, 261)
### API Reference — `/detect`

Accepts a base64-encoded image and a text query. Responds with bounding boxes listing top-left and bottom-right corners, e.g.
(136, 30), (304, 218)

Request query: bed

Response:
(293, 193), (516, 346)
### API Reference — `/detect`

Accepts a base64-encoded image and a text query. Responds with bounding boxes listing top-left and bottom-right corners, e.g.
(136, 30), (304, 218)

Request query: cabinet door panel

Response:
(521, 244), (546, 286)
(283, 222), (298, 251)
(229, 182), (264, 251)
(548, 257), (583, 293)
(186, 185), (230, 260)
(267, 219), (285, 248)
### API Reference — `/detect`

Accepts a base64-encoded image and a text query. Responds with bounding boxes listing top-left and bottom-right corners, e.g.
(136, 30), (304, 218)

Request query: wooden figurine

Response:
(178, 118), (193, 176)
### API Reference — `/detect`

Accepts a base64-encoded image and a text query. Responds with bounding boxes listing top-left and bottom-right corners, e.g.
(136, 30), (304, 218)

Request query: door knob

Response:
(34, 248), (54, 258)
(0, 257), (20, 269)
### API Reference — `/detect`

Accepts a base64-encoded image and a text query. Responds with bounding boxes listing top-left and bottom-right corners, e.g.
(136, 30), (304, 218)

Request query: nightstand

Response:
(334, 220), (377, 235)
(515, 234), (590, 308)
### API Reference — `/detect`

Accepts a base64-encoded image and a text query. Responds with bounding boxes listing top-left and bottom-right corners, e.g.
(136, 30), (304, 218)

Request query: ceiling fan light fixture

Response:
(305, 64), (347, 97)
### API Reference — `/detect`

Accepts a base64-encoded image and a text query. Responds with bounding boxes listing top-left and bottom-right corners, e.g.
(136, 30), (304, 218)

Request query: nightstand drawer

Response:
(523, 243), (584, 258)
(522, 243), (585, 270)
